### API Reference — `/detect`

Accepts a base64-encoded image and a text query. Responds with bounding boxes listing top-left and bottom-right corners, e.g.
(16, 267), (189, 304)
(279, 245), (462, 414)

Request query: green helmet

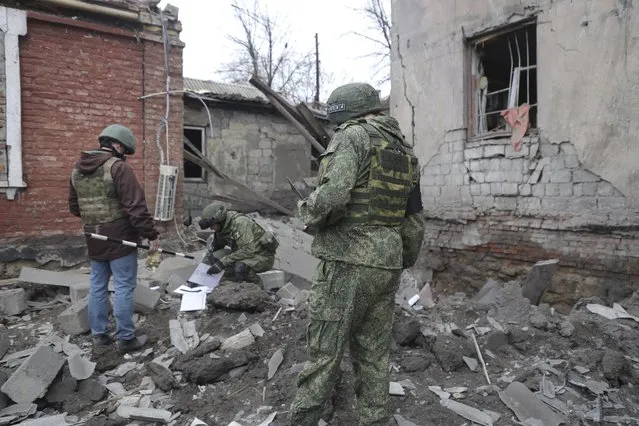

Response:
(326, 83), (383, 125)
(201, 202), (228, 224)
(99, 124), (137, 155)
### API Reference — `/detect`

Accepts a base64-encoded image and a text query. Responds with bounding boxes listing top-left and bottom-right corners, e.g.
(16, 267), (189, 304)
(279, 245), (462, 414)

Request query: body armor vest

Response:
(339, 120), (417, 227)
(71, 156), (126, 225)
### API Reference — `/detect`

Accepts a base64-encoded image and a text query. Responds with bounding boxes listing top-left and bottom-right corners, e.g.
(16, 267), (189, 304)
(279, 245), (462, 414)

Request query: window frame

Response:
(183, 125), (207, 182)
(466, 20), (538, 140)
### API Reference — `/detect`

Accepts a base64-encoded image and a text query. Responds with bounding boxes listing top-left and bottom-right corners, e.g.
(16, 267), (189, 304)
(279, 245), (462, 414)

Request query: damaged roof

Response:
(183, 78), (269, 104)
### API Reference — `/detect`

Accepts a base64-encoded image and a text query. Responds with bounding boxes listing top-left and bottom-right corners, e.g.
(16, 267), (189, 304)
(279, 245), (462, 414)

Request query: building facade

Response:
(391, 0), (639, 305)
(0, 0), (184, 275)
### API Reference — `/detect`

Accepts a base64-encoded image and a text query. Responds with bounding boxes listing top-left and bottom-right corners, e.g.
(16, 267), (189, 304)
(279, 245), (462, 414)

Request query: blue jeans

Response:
(89, 251), (137, 341)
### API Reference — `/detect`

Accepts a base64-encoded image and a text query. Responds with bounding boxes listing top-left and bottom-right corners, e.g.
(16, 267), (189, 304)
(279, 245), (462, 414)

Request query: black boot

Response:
(92, 334), (113, 346)
(117, 334), (148, 354)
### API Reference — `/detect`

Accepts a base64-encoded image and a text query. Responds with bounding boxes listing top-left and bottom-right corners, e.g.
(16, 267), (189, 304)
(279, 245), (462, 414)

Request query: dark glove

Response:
(206, 257), (225, 275)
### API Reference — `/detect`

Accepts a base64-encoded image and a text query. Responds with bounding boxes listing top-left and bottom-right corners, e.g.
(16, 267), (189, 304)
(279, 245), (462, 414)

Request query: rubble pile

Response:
(0, 216), (637, 425)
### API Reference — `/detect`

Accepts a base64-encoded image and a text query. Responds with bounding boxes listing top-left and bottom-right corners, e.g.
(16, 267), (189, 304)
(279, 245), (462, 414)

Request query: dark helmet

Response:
(99, 124), (137, 155)
(326, 82), (384, 125)
(201, 202), (228, 224)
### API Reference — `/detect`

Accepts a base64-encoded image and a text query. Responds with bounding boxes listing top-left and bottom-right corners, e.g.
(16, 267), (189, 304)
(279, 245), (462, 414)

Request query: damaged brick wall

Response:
(0, 30), (6, 180)
(183, 102), (312, 215)
(418, 132), (639, 303)
(0, 16), (183, 239)
(0, 10), (183, 275)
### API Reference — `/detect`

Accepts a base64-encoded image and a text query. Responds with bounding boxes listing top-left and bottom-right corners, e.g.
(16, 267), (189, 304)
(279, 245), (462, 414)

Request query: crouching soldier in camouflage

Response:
(199, 202), (279, 282)
(289, 83), (424, 426)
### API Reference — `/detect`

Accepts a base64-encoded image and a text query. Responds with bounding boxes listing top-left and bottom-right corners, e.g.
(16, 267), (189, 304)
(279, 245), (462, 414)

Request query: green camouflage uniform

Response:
(202, 212), (277, 278)
(289, 113), (423, 426)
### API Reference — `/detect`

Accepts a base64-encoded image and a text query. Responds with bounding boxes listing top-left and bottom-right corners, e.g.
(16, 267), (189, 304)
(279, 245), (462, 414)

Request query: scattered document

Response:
(180, 289), (207, 312)
(188, 263), (224, 291)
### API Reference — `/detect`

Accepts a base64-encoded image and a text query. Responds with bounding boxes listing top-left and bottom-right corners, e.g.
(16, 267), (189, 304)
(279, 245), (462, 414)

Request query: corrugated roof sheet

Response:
(183, 78), (269, 104)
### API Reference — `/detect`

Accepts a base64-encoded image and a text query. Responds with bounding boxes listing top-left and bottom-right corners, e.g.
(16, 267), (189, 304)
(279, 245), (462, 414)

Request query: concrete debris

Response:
(1, 345), (65, 404)
(169, 319), (190, 354)
(428, 386), (450, 400)
(105, 382), (127, 396)
(389, 382), (405, 396)
(440, 398), (494, 426)
(586, 303), (639, 322)
(78, 379), (106, 401)
(276, 282), (300, 300)
(147, 362), (176, 391)
(463, 356), (478, 372)
(486, 316), (505, 332)
(267, 349), (283, 380)
(210, 281), (270, 312)
(57, 297), (90, 335)
(521, 259), (559, 305)
(257, 270), (285, 292)
(0, 416), (16, 425)
(0, 403), (37, 418)
(238, 313), (247, 324)
(419, 281), (435, 308)
(181, 351), (252, 384)
(134, 284), (161, 313)
(249, 323), (265, 338)
(221, 329), (255, 351)
(190, 418), (208, 425)
(116, 405), (172, 423)
(472, 279), (502, 306)
(18, 267), (88, 287)
(69, 283), (90, 304)
(398, 379), (416, 391)
(107, 361), (138, 377)
(252, 216), (319, 282)
(393, 319), (422, 346)
(499, 381), (565, 426)
(0, 333), (9, 360)
(17, 414), (68, 425)
(393, 414), (418, 426)
(0, 288), (27, 316)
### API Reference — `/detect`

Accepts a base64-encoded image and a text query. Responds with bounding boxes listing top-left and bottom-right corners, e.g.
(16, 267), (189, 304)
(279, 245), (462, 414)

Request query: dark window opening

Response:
(470, 23), (537, 136)
(184, 127), (206, 181)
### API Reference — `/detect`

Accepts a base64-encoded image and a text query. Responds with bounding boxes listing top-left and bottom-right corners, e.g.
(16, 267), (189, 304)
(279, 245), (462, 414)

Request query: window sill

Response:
(467, 129), (539, 147)
(0, 181), (27, 200)
(184, 178), (207, 184)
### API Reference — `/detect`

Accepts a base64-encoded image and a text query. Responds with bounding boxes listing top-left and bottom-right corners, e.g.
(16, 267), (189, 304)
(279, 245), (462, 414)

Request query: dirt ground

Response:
(2, 266), (639, 426)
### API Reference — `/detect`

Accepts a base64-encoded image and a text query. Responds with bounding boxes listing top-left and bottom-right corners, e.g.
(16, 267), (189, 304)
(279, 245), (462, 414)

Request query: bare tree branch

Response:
(220, 0), (327, 102)
(351, 0), (392, 84)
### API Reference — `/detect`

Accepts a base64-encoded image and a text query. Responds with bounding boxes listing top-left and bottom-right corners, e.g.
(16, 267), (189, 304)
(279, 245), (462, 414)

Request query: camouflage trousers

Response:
(289, 260), (401, 426)
(206, 248), (275, 281)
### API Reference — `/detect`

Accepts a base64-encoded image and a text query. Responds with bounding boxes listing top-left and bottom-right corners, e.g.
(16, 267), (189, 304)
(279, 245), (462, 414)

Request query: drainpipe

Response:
(36, 0), (139, 21)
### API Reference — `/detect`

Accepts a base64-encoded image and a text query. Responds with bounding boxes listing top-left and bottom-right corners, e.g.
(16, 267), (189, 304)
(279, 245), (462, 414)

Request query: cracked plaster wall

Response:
(390, 0), (639, 299)
(390, 0), (639, 199)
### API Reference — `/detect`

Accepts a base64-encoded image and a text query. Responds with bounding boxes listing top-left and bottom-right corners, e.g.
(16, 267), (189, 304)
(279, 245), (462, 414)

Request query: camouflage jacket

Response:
(205, 212), (278, 267)
(297, 115), (423, 270)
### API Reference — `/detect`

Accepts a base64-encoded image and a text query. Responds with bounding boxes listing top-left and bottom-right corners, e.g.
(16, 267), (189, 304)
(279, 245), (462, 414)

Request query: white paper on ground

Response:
(180, 290), (207, 311)
(187, 263), (224, 290)
(173, 284), (212, 295)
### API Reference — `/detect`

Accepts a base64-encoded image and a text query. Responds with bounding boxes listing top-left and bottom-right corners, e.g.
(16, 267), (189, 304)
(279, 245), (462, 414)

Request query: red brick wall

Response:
(0, 15), (183, 239)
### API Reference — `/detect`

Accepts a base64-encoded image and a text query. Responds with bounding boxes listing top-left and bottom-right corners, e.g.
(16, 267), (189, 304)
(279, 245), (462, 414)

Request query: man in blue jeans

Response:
(69, 124), (159, 353)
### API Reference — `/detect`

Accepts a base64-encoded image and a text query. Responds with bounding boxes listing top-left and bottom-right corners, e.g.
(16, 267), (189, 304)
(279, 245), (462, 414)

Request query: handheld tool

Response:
(84, 232), (195, 259)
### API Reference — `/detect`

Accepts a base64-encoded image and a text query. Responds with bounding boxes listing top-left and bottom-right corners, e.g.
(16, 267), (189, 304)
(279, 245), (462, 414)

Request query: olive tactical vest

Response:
(339, 119), (416, 227)
(71, 156), (126, 225)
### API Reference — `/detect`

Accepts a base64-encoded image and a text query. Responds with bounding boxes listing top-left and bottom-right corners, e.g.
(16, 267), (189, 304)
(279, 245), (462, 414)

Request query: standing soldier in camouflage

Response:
(69, 124), (159, 354)
(199, 202), (279, 281)
(289, 83), (424, 425)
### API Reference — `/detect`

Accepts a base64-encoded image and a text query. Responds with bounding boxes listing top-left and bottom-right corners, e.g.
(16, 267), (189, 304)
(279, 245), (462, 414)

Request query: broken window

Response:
(183, 126), (206, 181)
(469, 22), (537, 137)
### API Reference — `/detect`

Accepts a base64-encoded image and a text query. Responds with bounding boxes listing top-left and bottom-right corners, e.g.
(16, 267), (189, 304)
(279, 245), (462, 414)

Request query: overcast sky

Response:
(158, 0), (391, 99)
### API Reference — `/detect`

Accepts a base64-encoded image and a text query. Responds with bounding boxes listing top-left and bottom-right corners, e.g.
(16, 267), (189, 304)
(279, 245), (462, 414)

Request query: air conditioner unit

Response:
(154, 165), (178, 221)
